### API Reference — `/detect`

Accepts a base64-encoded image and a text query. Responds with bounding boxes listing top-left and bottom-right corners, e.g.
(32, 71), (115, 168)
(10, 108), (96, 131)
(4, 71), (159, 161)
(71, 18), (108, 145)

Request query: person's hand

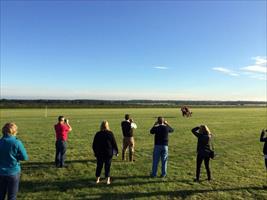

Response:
(164, 120), (168, 124)
(116, 153), (119, 157)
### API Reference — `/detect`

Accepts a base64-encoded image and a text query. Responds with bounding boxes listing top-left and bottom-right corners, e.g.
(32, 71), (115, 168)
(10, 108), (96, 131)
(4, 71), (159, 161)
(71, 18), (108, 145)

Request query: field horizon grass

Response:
(0, 107), (266, 199)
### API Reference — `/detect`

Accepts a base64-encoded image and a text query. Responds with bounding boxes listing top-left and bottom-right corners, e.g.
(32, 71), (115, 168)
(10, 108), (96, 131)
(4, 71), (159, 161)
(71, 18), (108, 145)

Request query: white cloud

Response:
(153, 66), (169, 70)
(212, 67), (239, 76)
(212, 56), (267, 81)
(241, 57), (267, 74)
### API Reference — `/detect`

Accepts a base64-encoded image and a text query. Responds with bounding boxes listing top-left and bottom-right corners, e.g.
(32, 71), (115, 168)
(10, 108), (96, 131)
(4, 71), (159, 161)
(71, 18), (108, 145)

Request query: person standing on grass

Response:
(150, 117), (174, 178)
(191, 125), (213, 182)
(121, 114), (137, 162)
(93, 121), (118, 185)
(0, 123), (28, 200)
(260, 129), (267, 169)
(54, 116), (72, 168)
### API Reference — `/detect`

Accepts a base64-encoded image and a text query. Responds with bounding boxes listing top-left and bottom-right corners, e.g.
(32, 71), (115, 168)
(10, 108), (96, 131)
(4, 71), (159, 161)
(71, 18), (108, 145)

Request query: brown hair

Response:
(2, 123), (18, 136)
(100, 120), (110, 131)
(199, 125), (211, 135)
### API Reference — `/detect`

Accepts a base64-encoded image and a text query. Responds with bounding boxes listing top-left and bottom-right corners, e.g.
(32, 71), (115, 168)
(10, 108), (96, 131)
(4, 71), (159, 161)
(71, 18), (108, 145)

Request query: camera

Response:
(64, 119), (69, 123)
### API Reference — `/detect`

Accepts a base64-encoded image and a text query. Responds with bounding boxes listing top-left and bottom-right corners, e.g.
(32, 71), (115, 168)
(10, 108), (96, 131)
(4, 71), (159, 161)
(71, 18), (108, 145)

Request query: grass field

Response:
(0, 108), (267, 200)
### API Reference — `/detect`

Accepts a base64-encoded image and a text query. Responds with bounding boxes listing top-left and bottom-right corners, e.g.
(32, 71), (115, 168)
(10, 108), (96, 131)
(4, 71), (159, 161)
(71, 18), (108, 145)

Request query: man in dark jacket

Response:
(121, 114), (137, 161)
(150, 117), (174, 177)
(260, 129), (267, 169)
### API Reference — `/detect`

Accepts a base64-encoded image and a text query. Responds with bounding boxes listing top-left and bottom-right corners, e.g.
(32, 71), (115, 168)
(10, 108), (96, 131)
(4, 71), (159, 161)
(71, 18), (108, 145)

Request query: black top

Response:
(260, 130), (267, 155)
(191, 127), (212, 157)
(121, 120), (133, 137)
(150, 124), (174, 146)
(92, 130), (118, 158)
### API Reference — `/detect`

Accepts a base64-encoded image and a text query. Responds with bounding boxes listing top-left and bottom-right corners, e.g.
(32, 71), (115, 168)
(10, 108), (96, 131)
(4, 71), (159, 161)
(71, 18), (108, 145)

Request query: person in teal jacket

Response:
(0, 122), (28, 200)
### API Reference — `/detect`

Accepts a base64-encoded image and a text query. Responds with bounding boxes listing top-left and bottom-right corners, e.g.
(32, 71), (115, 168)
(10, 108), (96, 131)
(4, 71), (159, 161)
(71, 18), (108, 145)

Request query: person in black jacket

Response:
(191, 125), (213, 182)
(150, 117), (174, 178)
(260, 129), (267, 169)
(121, 114), (137, 161)
(92, 121), (118, 185)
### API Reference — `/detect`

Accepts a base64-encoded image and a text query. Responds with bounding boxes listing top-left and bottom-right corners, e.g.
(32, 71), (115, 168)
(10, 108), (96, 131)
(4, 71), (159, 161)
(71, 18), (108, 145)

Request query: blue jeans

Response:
(151, 145), (168, 177)
(0, 173), (20, 200)
(55, 140), (67, 167)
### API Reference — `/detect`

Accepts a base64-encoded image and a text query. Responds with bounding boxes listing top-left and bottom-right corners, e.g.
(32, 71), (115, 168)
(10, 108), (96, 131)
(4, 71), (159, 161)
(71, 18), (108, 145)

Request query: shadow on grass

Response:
(21, 159), (96, 170)
(20, 176), (179, 193)
(89, 186), (266, 200)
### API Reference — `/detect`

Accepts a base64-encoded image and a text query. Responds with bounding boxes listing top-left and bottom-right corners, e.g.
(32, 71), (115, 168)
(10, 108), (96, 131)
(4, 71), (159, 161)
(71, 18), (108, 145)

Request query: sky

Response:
(0, 0), (266, 101)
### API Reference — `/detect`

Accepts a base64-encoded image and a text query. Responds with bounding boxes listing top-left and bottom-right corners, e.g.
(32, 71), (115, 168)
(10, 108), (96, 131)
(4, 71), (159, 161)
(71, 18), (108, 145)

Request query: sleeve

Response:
(168, 126), (174, 133)
(92, 133), (98, 155)
(110, 132), (118, 153)
(260, 130), (267, 142)
(150, 126), (156, 134)
(191, 127), (200, 137)
(131, 123), (137, 129)
(16, 140), (29, 161)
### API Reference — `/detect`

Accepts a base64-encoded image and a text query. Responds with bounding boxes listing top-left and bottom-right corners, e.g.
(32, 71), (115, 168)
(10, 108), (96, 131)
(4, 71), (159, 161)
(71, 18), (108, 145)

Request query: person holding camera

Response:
(54, 116), (72, 168)
(121, 114), (137, 162)
(150, 117), (174, 178)
(0, 123), (28, 200)
(93, 121), (118, 185)
(260, 129), (267, 169)
(191, 125), (213, 182)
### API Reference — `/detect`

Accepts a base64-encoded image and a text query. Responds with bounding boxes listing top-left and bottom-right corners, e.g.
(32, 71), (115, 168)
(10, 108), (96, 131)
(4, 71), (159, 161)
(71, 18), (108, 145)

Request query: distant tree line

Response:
(0, 99), (266, 108)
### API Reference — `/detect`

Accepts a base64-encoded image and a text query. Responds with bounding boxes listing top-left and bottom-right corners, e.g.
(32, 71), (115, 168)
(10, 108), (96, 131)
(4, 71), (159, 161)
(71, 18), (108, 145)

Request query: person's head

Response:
(2, 123), (18, 136)
(157, 116), (164, 124)
(199, 125), (211, 135)
(125, 114), (130, 120)
(100, 120), (110, 131)
(58, 116), (65, 123)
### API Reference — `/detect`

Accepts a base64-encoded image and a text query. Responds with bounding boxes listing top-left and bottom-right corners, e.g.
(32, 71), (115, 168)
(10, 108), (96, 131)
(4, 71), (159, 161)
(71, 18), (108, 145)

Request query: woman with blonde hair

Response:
(0, 123), (28, 200)
(92, 121), (118, 185)
(191, 125), (213, 182)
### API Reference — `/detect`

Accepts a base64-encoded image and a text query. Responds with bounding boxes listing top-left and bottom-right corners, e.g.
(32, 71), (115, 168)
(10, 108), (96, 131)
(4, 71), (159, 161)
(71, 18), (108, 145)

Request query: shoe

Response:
(96, 177), (100, 184)
(194, 178), (200, 182)
(160, 175), (167, 178)
(107, 177), (111, 185)
(150, 174), (156, 178)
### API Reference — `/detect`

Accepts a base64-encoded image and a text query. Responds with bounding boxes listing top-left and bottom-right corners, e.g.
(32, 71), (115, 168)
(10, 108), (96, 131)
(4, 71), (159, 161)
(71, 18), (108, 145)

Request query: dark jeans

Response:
(0, 173), (20, 200)
(55, 140), (67, 167)
(196, 154), (211, 180)
(96, 157), (112, 178)
(265, 158), (267, 169)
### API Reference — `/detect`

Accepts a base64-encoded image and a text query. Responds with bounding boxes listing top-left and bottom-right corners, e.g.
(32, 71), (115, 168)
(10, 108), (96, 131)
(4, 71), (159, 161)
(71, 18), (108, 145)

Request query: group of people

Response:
(0, 115), (267, 199)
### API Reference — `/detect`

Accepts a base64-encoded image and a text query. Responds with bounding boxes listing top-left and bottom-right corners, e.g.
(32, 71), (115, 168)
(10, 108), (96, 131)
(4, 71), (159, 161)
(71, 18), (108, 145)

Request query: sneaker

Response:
(96, 177), (100, 184)
(193, 178), (200, 182)
(107, 177), (111, 185)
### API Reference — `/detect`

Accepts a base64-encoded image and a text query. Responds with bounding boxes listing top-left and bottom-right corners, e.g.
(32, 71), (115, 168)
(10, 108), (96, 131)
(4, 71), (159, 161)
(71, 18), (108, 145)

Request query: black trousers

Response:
(265, 158), (267, 169)
(96, 157), (112, 178)
(196, 154), (211, 180)
(55, 140), (67, 167)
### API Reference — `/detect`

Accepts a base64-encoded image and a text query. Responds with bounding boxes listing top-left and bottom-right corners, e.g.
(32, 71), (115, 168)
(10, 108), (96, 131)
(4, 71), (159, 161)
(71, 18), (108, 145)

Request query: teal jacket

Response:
(0, 134), (28, 176)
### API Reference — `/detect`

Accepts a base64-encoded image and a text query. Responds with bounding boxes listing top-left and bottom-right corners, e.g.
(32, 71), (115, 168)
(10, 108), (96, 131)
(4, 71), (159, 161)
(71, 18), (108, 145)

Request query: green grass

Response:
(0, 108), (266, 200)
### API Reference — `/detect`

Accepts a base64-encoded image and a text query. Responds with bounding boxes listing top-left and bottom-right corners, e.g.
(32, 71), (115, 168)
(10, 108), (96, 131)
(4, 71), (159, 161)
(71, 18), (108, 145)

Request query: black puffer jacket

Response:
(192, 127), (212, 157)
(260, 130), (267, 155)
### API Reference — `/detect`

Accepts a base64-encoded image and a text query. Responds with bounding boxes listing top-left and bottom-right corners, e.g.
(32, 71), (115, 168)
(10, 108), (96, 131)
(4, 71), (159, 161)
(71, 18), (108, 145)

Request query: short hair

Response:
(58, 116), (64, 122)
(100, 120), (110, 131)
(2, 122), (17, 136)
(125, 114), (130, 120)
(157, 116), (164, 124)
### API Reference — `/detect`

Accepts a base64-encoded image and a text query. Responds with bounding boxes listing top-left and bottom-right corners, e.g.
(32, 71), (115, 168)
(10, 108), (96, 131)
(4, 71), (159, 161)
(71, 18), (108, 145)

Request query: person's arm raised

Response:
(260, 129), (267, 142)
(191, 126), (200, 137)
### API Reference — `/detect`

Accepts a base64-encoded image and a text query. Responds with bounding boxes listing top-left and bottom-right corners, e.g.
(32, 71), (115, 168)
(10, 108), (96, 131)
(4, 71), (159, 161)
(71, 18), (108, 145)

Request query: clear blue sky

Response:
(1, 1), (266, 100)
